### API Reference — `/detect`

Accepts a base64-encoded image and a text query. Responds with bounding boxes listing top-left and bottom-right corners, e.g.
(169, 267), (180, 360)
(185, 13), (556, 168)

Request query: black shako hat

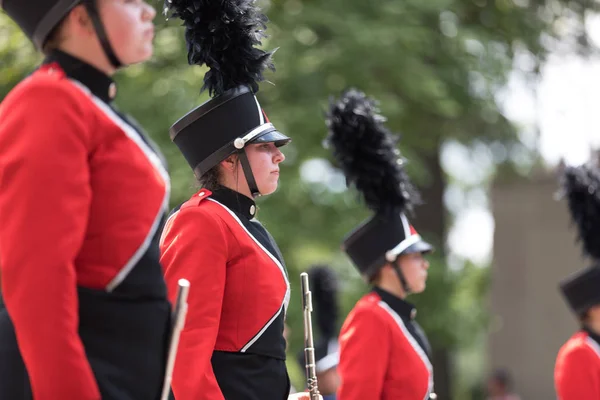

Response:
(3, 0), (123, 67)
(559, 163), (600, 316)
(324, 88), (432, 279)
(163, 0), (291, 196)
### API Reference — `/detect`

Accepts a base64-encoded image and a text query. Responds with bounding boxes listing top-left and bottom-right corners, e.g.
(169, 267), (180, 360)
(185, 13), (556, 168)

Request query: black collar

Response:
(210, 185), (257, 219)
(374, 286), (417, 320)
(43, 50), (116, 103)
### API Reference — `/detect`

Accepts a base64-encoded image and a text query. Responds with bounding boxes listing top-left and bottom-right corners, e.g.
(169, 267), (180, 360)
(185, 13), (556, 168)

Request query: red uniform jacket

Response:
(554, 329), (600, 399)
(160, 186), (291, 400)
(337, 288), (435, 400)
(0, 50), (172, 400)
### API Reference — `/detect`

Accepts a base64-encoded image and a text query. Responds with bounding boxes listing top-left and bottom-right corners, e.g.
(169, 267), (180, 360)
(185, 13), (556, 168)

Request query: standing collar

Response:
(374, 286), (417, 320)
(43, 50), (116, 103)
(210, 185), (257, 219)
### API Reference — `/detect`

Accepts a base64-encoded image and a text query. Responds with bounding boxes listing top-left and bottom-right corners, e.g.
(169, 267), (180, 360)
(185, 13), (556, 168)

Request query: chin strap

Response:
(238, 150), (260, 198)
(82, 0), (123, 69)
(392, 259), (412, 295)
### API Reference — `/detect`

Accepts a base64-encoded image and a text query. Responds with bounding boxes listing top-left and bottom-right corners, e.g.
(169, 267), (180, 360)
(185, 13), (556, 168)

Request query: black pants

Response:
(0, 308), (33, 400)
(0, 288), (171, 400)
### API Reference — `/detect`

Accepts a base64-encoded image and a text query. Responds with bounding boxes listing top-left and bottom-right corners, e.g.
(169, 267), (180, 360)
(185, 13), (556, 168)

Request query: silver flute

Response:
(300, 272), (321, 400)
(160, 278), (191, 400)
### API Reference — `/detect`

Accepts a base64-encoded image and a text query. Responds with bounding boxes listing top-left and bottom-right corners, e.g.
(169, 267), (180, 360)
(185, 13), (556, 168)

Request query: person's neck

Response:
(376, 277), (406, 299)
(56, 44), (116, 76)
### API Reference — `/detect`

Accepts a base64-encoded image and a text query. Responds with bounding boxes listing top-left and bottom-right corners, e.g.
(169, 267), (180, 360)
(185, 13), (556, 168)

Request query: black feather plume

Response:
(324, 88), (419, 215)
(309, 265), (339, 339)
(561, 163), (600, 260)
(163, 0), (275, 97)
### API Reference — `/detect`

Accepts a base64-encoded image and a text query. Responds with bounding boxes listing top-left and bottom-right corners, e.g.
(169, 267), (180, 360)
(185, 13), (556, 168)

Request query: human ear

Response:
(220, 155), (238, 171)
(69, 5), (95, 36)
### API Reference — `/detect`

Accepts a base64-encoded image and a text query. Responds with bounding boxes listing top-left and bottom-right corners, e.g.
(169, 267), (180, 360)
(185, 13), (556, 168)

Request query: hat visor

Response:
(249, 128), (291, 147)
(401, 240), (434, 255)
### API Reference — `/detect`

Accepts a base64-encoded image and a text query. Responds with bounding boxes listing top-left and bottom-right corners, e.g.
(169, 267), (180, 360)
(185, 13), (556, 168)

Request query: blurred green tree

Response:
(1, 0), (598, 396)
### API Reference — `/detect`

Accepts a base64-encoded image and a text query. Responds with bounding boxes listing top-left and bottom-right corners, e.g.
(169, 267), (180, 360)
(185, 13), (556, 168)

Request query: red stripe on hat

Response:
(409, 225), (418, 236)
(262, 109), (270, 123)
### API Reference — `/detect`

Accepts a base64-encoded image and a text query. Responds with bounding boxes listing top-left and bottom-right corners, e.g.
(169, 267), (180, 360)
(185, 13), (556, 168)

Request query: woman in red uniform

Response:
(159, 0), (318, 399)
(0, 1), (172, 399)
(553, 163), (600, 399)
(324, 89), (437, 400)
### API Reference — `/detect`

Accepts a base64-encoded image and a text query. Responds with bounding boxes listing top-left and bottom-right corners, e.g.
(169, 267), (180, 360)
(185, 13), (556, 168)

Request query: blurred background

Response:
(3, 0), (600, 398)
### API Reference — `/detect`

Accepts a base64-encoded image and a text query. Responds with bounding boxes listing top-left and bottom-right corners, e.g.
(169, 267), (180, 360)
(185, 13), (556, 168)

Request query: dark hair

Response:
(42, 16), (68, 54)
(580, 309), (591, 324)
(198, 165), (221, 191)
(198, 154), (241, 191)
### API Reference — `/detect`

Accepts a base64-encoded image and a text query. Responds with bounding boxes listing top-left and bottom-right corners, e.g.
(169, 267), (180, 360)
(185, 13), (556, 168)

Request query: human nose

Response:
(142, 2), (156, 21)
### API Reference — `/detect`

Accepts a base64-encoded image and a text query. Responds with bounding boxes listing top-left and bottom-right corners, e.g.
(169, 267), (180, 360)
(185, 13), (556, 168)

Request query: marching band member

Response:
(159, 0), (319, 399)
(0, 0), (172, 399)
(324, 89), (437, 400)
(554, 163), (600, 399)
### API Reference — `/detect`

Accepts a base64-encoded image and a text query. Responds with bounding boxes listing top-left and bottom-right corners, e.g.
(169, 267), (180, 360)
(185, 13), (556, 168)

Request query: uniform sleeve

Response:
(0, 82), (99, 399)
(555, 344), (600, 399)
(160, 207), (228, 400)
(337, 307), (390, 400)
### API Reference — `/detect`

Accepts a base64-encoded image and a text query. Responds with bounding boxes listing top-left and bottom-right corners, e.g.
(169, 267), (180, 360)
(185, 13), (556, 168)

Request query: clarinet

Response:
(160, 279), (191, 400)
(300, 272), (321, 400)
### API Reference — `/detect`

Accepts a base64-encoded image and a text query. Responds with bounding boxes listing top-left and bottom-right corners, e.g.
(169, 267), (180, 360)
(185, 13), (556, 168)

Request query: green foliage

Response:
(1, 0), (597, 396)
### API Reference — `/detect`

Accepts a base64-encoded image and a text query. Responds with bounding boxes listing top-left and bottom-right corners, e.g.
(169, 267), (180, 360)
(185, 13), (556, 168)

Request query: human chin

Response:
(118, 38), (154, 65)
(409, 276), (426, 294)
(259, 179), (278, 196)
(131, 43), (154, 64)
(411, 283), (425, 294)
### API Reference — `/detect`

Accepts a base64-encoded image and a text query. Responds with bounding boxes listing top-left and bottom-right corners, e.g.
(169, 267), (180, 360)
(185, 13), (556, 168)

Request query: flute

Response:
(160, 279), (191, 400)
(300, 272), (321, 400)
